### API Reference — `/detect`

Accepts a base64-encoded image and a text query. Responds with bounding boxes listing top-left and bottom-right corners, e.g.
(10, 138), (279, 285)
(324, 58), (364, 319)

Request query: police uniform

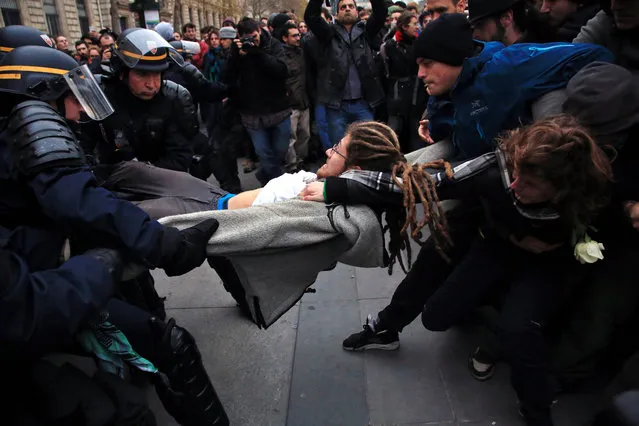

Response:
(0, 40), (229, 425)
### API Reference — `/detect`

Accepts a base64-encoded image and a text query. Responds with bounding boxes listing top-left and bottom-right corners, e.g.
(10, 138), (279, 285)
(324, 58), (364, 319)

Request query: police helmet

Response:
(0, 46), (114, 120)
(0, 25), (55, 60)
(112, 28), (184, 72)
(169, 40), (201, 60)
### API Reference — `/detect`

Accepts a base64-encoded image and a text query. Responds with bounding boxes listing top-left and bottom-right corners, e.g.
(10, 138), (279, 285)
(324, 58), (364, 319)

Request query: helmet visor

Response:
(115, 30), (184, 69)
(180, 40), (201, 55)
(64, 65), (114, 121)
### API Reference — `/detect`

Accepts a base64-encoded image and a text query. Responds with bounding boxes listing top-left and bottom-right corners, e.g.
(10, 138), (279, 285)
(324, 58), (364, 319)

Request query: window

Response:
(76, 0), (89, 34)
(1, 0), (21, 25)
(43, 0), (60, 36)
(188, 7), (193, 23)
(120, 16), (127, 30)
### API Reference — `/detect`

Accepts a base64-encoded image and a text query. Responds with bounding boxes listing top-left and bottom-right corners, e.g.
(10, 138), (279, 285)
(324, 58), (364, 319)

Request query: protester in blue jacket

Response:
(416, 13), (614, 160)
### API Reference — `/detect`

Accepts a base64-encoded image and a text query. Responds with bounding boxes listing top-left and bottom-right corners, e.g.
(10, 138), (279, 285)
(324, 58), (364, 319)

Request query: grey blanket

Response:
(129, 200), (385, 328)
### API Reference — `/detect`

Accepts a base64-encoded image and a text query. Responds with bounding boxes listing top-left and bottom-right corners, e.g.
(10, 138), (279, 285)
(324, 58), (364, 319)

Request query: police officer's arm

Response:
(10, 101), (174, 267)
(0, 249), (116, 350)
(304, 0), (333, 46)
(180, 63), (228, 102)
(366, 0), (389, 41)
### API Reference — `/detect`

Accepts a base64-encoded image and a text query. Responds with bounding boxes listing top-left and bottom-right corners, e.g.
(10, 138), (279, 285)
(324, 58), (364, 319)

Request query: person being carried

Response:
(226, 121), (405, 210)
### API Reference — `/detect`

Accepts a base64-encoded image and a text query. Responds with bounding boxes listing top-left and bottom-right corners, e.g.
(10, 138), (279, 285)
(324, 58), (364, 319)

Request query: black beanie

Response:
(413, 13), (475, 66)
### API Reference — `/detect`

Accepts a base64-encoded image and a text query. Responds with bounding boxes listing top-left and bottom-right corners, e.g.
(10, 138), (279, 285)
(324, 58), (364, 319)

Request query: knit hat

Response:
(563, 61), (639, 138)
(468, 0), (521, 24)
(388, 5), (404, 14)
(413, 13), (475, 66)
(271, 13), (291, 30)
(219, 27), (237, 39)
(154, 22), (174, 41)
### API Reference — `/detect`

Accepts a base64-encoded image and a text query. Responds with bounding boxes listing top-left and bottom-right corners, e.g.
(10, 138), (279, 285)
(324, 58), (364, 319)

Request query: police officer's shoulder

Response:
(161, 80), (193, 104)
(7, 100), (85, 175)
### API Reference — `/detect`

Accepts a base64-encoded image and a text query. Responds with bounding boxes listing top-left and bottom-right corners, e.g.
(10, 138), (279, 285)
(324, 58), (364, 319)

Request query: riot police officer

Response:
(79, 28), (233, 216)
(81, 28), (197, 172)
(0, 44), (229, 425)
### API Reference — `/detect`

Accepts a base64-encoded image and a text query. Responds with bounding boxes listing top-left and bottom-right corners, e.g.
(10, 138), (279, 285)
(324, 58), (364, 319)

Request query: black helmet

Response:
(169, 40), (201, 60)
(0, 25), (55, 60)
(113, 28), (183, 72)
(0, 46), (114, 120)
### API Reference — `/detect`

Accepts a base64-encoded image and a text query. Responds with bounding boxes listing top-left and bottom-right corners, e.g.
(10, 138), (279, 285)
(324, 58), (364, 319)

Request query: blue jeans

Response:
(325, 99), (374, 146)
(314, 104), (331, 151)
(246, 117), (291, 185)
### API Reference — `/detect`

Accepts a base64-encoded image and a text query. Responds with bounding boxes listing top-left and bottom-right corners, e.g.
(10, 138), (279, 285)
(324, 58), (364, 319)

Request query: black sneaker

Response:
(468, 347), (495, 381)
(342, 315), (400, 351)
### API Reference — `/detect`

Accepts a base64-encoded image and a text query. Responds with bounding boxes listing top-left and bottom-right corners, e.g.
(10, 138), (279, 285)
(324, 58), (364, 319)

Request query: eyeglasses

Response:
(330, 144), (349, 162)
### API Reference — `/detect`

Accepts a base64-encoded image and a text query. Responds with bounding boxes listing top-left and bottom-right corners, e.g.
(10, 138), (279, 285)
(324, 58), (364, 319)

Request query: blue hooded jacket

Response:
(427, 41), (615, 159)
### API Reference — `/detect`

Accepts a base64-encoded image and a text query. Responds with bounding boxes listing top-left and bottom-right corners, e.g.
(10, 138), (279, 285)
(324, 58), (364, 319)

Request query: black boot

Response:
(150, 317), (229, 426)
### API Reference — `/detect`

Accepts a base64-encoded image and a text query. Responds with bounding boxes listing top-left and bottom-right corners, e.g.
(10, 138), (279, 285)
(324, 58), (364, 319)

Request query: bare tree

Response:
(245, 0), (278, 19)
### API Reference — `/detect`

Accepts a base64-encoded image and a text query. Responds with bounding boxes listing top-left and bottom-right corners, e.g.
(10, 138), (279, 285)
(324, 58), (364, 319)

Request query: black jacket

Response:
(379, 33), (424, 117)
(282, 44), (310, 110)
(304, 0), (387, 109)
(80, 78), (197, 172)
(221, 30), (290, 115)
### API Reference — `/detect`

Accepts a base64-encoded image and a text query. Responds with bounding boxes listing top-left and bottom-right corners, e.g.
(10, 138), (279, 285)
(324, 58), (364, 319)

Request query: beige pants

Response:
(286, 108), (310, 167)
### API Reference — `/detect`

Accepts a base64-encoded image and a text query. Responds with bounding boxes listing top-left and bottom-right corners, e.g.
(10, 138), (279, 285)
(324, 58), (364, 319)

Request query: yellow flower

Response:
(573, 234), (605, 264)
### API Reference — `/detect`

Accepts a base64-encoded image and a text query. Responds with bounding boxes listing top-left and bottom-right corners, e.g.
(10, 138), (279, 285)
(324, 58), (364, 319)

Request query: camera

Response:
(240, 36), (255, 51)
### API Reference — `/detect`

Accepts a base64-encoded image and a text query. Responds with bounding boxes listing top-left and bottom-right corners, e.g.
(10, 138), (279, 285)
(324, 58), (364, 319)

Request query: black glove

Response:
(162, 219), (219, 277)
(83, 248), (124, 283)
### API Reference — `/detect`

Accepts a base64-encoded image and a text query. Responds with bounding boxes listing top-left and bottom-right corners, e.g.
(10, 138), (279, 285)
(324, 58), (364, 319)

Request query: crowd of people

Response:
(0, 0), (638, 425)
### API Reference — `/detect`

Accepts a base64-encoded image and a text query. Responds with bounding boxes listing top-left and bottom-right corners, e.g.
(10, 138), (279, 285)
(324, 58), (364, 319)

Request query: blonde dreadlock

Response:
(343, 121), (454, 273)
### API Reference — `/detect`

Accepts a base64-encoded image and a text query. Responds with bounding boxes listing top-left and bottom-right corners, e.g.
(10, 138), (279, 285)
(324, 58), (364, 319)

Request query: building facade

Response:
(0, 0), (242, 42)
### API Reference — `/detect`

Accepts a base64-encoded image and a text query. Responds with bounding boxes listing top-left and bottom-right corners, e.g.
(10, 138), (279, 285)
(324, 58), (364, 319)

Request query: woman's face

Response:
(510, 169), (557, 205)
(209, 32), (220, 48)
(404, 17), (419, 38)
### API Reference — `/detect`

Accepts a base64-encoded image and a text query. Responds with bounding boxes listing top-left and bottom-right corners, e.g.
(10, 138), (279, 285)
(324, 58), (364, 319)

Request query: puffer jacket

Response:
(304, 0), (387, 109)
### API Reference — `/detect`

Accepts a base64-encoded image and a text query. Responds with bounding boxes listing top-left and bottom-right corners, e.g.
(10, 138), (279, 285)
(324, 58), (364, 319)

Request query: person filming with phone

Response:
(222, 17), (290, 185)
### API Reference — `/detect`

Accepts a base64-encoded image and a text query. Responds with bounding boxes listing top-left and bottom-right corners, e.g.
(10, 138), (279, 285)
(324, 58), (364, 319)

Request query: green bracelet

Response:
(322, 182), (327, 202)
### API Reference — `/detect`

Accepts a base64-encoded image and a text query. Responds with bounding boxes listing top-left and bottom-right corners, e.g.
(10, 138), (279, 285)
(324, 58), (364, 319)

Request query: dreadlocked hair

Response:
(344, 121), (454, 274)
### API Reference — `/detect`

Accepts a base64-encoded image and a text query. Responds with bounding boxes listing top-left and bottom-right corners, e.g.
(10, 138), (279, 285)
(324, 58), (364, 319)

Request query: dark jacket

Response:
(221, 30), (290, 115)
(574, 10), (639, 74)
(304, 0), (387, 109)
(379, 32), (421, 117)
(555, 3), (601, 42)
(282, 44), (310, 110)
(80, 78), (197, 172)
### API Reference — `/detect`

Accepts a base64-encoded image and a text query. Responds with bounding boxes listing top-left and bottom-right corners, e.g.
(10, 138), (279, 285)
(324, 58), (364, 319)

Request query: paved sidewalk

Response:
(149, 262), (600, 426)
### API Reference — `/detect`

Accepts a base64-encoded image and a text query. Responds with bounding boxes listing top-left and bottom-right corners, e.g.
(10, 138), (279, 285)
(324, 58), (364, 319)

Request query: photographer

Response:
(222, 17), (290, 185)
